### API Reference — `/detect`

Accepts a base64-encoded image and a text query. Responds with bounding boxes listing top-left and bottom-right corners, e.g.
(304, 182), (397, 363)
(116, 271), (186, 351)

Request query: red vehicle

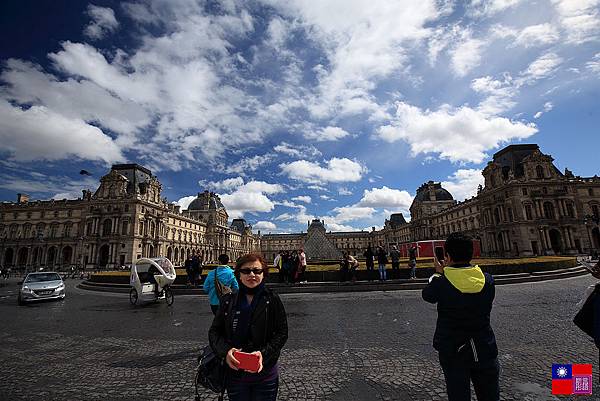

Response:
(397, 240), (481, 259)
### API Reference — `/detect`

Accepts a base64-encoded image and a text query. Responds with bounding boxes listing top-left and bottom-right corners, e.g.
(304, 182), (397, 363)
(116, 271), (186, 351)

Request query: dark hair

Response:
(218, 254), (230, 264)
(444, 232), (473, 263)
(235, 253), (268, 277)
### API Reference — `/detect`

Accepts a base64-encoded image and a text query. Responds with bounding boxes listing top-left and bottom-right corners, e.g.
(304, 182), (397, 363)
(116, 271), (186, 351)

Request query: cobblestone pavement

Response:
(0, 275), (598, 401)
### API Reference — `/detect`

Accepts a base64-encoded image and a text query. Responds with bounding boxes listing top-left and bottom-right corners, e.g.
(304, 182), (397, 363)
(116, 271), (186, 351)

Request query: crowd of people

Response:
(272, 249), (307, 284)
(202, 233), (503, 401)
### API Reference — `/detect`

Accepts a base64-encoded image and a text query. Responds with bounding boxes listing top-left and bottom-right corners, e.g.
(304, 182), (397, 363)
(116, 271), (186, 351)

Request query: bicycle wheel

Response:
(129, 288), (138, 305)
(165, 287), (174, 306)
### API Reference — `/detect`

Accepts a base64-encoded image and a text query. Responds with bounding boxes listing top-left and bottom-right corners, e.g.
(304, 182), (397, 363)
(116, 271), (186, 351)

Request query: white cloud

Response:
(514, 23), (560, 47)
(84, 5), (119, 40)
(533, 101), (554, 119)
(201, 177), (245, 193)
(518, 52), (563, 85)
(323, 221), (358, 232)
(0, 99), (124, 164)
(222, 154), (275, 175)
(552, 0), (600, 44)
(469, 0), (524, 17)
(358, 186), (414, 209)
(193, 177), (283, 219)
(304, 126), (351, 142)
(0, 173), (98, 200)
(338, 187), (352, 196)
(264, 0), (443, 119)
(586, 53), (600, 73)
(330, 205), (376, 223)
(442, 169), (484, 201)
(471, 75), (518, 115)
(253, 221), (277, 231)
(376, 102), (538, 163)
(175, 195), (196, 210)
(275, 204), (315, 225)
(280, 157), (367, 184)
(291, 195), (311, 203)
(273, 142), (322, 159)
(450, 30), (485, 77)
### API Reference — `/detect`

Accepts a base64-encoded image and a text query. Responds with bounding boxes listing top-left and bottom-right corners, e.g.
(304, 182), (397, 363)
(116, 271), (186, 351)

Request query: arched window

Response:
(121, 221), (129, 235)
(566, 202), (575, 218)
(536, 165), (544, 179)
(139, 222), (144, 236)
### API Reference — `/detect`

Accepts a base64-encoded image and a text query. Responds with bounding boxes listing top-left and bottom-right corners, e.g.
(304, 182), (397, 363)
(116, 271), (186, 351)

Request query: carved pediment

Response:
(93, 170), (128, 199)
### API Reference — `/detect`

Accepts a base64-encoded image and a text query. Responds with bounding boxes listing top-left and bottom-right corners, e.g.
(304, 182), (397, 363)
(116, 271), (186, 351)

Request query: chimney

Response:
(17, 193), (29, 203)
(372, 226), (375, 232)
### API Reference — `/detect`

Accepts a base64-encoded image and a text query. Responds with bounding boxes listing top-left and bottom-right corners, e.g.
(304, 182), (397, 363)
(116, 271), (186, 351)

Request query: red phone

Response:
(233, 351), (260, 372)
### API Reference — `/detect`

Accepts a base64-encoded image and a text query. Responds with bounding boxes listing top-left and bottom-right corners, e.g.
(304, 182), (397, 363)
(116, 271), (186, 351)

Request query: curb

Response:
(77, 265), (590, 295)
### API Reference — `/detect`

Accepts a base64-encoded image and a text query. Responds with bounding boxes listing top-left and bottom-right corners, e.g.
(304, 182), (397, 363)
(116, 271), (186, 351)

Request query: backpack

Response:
(195, 345), (226, 401)
(214, 267), (232, 299)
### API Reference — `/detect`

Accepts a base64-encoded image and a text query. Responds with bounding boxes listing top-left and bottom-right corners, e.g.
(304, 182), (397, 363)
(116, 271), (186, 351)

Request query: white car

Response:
(18, 272), (66, 305)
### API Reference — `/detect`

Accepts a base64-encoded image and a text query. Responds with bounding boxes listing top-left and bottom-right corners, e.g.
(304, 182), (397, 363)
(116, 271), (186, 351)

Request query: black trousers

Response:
(439, 355), (500, 401)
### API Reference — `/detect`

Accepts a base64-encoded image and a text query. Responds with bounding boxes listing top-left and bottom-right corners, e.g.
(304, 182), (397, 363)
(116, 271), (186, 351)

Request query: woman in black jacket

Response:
(209, 253), (288, 401)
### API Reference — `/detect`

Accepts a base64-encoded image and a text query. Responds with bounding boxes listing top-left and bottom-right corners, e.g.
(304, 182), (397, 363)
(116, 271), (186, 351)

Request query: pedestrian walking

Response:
(191, 253), (202, 286)
(422, 233), (500, 401)
(364, 245), (375, 282)
(203, 254), (239, 315)
(376, 246), (388, 281)
(209, 253), (288, 401)
(290, 250), (299, 284)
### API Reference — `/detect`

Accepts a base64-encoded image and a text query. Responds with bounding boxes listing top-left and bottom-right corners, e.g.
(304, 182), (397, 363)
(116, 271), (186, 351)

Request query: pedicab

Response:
(129, 257), (176, 306)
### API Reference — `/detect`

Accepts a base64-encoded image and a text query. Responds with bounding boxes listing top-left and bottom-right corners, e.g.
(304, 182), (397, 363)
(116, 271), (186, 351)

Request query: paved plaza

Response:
(0, 275), (598, 401)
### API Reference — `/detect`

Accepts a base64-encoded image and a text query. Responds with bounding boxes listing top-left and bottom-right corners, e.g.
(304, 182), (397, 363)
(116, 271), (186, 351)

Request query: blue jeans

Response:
(378, 264), (387, 280)
(410, 261), (416, 278)
(227, 376), (279, 401)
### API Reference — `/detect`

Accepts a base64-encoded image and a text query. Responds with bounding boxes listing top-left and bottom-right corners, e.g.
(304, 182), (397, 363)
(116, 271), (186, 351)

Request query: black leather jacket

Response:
(208, 288), (288, 370)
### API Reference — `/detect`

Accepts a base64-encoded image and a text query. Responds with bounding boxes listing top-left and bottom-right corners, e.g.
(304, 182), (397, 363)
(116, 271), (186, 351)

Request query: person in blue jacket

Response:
(203, 254), (239, 315)
(422, 232), (500, 401)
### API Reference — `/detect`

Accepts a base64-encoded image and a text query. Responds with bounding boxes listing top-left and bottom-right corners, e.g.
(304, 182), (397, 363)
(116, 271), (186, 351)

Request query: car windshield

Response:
(25, 273), (62, 282)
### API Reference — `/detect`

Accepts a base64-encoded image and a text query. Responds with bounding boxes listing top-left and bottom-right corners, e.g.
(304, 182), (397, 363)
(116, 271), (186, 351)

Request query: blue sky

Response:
(1, 0), (599, 233)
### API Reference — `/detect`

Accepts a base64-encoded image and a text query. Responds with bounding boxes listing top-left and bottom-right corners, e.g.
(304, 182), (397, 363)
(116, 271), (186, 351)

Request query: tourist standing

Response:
(298, 249), (307, 284)
(376, 246), (388, 281)
(209, 253), (288, 401)
(390, 245), (400, 279)
(184, 256), (194, 287)
(203, 254), (239, 315)
(422, 233), (500, 401)
(408, 244), (419, 279)
(364, 245), (375, 282)
(290, 250), (299, 284)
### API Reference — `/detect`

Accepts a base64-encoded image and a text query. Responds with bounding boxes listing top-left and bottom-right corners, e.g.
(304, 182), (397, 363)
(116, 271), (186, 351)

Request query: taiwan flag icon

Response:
(552, 364), (592, 395)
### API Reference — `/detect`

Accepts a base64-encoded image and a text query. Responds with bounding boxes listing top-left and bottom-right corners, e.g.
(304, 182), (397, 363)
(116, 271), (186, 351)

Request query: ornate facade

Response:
(259, 144), (600, 260)
(0, 164), (259, 270)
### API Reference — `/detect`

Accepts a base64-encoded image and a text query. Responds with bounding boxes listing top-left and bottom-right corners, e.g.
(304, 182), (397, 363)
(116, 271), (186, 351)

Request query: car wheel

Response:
(129, 288), (138, 305)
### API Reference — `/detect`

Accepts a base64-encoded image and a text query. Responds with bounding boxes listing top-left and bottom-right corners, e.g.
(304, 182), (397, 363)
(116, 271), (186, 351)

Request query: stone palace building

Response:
(0, 164), (259, 270)
(261, 144), (600, 261)
(1, 144), (600, 270)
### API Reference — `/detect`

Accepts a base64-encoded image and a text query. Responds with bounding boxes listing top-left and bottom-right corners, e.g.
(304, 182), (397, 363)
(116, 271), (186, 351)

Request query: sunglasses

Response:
(239, 268), (264, 275)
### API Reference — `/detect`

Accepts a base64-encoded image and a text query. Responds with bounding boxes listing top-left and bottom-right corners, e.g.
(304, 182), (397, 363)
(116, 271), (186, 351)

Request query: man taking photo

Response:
(422, 232), (500, 401)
